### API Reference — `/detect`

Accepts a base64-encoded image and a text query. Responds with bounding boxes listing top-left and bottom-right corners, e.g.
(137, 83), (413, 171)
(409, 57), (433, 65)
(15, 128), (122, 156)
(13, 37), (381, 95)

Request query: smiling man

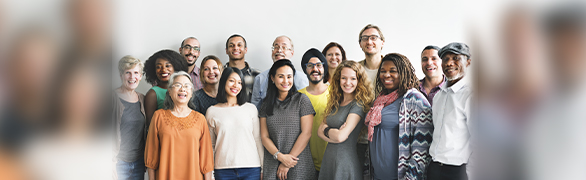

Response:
(298, 48), (329, 174)
(179, 37), (203, 91)
(419, 45), (446, 106)
(427, 42), (472, 180)
(224, 34), (260, 102)
(250, 35), (309, 109)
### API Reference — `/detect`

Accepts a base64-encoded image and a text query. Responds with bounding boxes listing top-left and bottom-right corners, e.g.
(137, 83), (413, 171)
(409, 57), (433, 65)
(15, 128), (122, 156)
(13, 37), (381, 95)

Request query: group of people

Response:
(114, 24), (473, 180)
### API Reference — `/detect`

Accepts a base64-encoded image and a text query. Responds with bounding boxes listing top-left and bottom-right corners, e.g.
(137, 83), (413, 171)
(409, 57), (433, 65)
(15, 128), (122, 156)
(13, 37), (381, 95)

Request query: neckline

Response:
(168, 109), (193, 118)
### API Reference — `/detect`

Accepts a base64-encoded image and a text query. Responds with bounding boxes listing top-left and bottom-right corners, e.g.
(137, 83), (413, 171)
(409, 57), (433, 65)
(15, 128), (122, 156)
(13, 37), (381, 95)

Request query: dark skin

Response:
(145, 58), (175, 123)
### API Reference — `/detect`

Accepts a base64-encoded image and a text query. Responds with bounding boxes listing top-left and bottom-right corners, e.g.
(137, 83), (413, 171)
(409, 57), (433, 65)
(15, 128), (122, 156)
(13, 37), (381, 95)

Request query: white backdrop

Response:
(113, 0), (472, 93)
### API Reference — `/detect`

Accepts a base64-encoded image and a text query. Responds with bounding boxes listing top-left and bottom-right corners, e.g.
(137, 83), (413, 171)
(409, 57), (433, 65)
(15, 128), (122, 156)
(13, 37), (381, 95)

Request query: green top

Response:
(150, 86), (167, 109)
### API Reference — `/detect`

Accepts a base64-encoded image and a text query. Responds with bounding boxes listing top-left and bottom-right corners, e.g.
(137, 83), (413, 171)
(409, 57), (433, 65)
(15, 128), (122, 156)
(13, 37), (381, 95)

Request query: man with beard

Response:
(419, 45), (446, 106)
(427, 42), (472, 180)
(298, 48), (329, 174)
(224, 34), (261, 102)
(250, 35), (309, 109)
(179, 37), (203, 91)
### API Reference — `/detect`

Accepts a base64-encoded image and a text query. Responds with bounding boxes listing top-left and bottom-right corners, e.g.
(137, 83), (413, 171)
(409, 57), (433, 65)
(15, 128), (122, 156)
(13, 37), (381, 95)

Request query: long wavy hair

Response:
(375, 53), (420, 96)
(323, 61), (374, 123)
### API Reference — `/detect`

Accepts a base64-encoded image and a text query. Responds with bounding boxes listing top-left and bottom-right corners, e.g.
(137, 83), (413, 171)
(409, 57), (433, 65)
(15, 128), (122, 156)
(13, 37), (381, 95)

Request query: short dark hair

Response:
(422, 45), (440, 54)
(261, 59), (298, 116)
(143, 49), (189, 85)
(226, 34), (247, 49)
(216, 67), (247, 106)
(181, 37), (198, 47)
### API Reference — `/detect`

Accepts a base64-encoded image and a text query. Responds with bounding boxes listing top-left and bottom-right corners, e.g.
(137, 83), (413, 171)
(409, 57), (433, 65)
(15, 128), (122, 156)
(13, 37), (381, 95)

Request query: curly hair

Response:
(323, 60), (374, 123)
(375, 53), (420, 96)
(143, 49), (188, 85)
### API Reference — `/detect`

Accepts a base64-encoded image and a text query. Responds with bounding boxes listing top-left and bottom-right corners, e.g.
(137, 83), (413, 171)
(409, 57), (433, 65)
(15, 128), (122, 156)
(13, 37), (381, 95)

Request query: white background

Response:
(113, 0), (473, 93)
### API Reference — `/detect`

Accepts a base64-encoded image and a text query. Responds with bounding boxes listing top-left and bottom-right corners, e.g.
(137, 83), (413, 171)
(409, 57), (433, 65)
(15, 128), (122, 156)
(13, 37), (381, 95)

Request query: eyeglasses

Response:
(182, 45), (200, 52)
(360, 35), (380, 42)
(171, 83), (193, 90)
(305, 62), (323, 69)
(272, 45), (292, 51)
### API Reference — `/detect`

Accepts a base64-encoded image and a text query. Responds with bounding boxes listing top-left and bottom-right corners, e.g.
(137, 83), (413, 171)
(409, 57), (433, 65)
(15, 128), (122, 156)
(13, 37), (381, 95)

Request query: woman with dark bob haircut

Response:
(365, 53), (433, 180)
(205, 67), (264, 180)
(143, 49), (188, 124)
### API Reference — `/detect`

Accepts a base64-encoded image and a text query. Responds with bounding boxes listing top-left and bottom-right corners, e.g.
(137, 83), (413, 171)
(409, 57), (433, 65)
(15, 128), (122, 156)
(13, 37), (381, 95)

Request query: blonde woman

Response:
(317, 61), (375, 180)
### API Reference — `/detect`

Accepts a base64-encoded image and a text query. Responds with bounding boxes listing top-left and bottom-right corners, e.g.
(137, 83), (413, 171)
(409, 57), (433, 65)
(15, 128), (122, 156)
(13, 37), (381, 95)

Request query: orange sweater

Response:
(145, 109), (214, 180)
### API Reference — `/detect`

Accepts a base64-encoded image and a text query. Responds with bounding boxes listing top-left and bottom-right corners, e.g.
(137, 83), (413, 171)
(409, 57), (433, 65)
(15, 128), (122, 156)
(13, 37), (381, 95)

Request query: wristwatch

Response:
(324, 127), (332, 138)
(273, 151), (281, 160)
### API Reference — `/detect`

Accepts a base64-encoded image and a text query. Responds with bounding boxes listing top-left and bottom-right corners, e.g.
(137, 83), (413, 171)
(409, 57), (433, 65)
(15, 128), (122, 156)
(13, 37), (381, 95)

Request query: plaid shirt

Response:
(418, 75), (446, 106)
(189, 66), (203, 92)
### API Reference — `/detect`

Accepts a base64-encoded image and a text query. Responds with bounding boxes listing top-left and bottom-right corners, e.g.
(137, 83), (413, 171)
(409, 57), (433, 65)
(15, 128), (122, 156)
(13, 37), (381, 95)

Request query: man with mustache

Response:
(250, 35), (309, 109)
(427, 42), (472, 180)
(419, 45), (446, 106)
(179, 37), (203, 91)
(224, 34), (261, 102)
(298, 48), (329, 175)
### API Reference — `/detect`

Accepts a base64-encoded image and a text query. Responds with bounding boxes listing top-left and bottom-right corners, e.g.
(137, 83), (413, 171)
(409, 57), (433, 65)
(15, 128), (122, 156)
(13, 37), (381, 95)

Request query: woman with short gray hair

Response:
(145, 71), (214, 180)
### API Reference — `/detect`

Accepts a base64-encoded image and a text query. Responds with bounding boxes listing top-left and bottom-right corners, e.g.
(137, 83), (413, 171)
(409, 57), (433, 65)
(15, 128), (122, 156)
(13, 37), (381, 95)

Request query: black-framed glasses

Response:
(182, 45), (200, 52)
(171, 83), (193, 90)
(305, 62), (323, 69)
(360, 35), (380, 42)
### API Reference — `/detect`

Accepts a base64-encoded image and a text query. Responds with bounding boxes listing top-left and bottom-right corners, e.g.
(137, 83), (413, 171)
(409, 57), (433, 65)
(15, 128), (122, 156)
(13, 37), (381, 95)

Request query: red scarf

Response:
(365, 90), (399, 141)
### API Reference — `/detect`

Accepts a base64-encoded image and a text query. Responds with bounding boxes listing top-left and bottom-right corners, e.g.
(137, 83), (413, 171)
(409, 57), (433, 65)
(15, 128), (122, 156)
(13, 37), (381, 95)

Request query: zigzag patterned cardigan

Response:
(397, 88), (433, 180)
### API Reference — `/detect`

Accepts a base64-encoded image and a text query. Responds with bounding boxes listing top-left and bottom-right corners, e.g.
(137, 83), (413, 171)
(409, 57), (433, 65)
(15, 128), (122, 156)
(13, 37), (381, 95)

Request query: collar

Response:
(419, 74), (446, 91)
(190, 65), (200, 76)
(441, 75), (469, 93)
(224, 61), (251, 72)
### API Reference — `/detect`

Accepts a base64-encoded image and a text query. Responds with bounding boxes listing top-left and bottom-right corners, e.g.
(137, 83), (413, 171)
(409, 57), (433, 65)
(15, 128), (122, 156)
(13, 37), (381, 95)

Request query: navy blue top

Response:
(192, 89), (218, 116)
(369, 97), (403, 180)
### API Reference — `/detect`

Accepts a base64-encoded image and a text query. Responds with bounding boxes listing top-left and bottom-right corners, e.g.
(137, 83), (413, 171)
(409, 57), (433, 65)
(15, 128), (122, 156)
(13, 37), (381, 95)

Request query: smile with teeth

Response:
(383, 79), (393, 84)
(161, 73), (169, 77)
(128, 80), (137, 84)
(178, 93), (187, 99)
(230, 88), (239, 94)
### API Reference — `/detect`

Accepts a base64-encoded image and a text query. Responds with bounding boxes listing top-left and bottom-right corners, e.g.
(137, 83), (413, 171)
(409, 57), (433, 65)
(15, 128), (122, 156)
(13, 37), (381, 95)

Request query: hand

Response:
(277, 164), (290, 180)
(277, 154), (299, 168)
(339, 122), (347, 130)
(260, 173), (263, 180)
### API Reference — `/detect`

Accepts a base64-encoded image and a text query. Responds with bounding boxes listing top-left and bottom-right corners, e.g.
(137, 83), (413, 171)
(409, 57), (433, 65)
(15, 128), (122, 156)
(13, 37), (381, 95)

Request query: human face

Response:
(121, 65), (142, 91)
(421, 49), (442, 78)
(340, 67), (358, 95)
(224, 72), (242, 98)
(360, 28), (384, 55)
(306, 57), (324, 84)
(271, 66), (294, 93)
(326, 47), (343, 70)
(202, 59), (221, 85)
(226, 36), (247, 61)
(179, 38), (200, 66)
(442, 53), (470, 83)
(155, 58), (174, 82)
(169, 75), (193, 105)
(271, 37), (294, 62)
(379, 61), (400, 92)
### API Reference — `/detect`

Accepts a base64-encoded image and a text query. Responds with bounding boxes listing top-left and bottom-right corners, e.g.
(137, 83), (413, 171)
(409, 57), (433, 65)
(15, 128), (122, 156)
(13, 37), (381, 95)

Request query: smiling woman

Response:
(145, 71), (214, 180)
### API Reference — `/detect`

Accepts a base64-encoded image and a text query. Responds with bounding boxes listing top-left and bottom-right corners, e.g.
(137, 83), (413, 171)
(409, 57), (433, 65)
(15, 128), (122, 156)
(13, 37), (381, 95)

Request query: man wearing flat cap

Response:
(298, 48), (329, 174)
(427, 42), (473, 180)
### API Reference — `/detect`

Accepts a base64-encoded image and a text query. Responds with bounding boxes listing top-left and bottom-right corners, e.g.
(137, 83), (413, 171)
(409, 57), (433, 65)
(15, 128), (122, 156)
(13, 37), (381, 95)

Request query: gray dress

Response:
(260, 93), (317, 180)
(319, 100), (366, 180)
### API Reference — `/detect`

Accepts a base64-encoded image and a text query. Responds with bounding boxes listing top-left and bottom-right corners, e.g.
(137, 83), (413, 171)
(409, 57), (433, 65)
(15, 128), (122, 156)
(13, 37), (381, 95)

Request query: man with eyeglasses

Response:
(224, 34), (261, 102)
(298, 48), (329, 175)
(179, 37), (203, 91)
(356, 24), (385, 180)
(250, 35), (309, 110)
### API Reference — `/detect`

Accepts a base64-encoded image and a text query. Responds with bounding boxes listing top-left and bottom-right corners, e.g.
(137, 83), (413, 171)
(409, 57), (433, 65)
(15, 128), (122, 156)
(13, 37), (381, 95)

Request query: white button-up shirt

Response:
(429, 76), (472, 166)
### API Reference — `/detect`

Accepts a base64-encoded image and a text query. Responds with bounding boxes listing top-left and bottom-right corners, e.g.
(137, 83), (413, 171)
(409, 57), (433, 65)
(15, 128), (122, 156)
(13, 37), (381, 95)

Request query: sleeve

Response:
(198, 114), (214, 174)
(298, 94), (316, 117)
(251, 75), (263, 110)
(405, 92), (433, 180)
(205, 108), (217, 154)
(258, 99), (267, 118)
(249, 104), (264, 169)
(465, 93), (473, 179)
(294, 71), (309, 90)
(349, 101), (367, 118)
(144, 110), (161, 170)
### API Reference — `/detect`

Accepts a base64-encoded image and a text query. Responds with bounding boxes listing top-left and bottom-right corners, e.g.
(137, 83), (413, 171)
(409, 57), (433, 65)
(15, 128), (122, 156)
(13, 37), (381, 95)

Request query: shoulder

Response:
(152, 109), (167, 118)
(404, 88), (426, 100)
(298, 87), (308, 94)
